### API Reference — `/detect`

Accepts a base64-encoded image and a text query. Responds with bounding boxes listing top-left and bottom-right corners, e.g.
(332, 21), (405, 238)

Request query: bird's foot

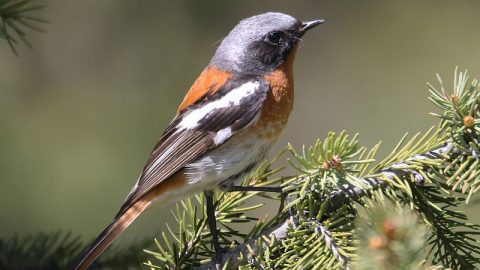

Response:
(204, 191), (223, 269)
(225, 185), (283, 193)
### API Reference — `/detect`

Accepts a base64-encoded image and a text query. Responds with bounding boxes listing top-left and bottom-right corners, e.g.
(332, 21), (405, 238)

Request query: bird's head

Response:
(210, 12), (325, 75)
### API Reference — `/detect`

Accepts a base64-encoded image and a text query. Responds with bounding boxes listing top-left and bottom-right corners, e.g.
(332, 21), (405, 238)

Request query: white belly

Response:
(184, 134), (274, 190)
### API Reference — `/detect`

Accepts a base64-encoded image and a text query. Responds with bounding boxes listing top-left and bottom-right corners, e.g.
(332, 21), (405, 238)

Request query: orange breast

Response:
(251, 48), (297, 139)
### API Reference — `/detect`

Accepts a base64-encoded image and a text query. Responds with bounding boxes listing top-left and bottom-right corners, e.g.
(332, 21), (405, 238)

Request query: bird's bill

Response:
(299, 19), (326, 35)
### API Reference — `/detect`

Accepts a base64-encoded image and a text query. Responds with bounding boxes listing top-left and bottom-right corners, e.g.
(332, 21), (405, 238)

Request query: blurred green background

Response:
(2, 0), (480, 248)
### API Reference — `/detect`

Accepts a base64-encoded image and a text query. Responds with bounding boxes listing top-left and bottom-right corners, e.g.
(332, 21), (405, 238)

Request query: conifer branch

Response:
(194, 142), (455, 270)
(0, 0), (47, 55)
(145, 68), (480, 270)
(0, 231), (151, 269)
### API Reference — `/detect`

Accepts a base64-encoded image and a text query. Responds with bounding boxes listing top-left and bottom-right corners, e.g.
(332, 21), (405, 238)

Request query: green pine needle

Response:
(0, 0), (47, 55)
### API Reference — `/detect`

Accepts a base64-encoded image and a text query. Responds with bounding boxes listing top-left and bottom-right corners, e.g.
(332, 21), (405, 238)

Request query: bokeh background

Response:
(2, 0), (480, 250)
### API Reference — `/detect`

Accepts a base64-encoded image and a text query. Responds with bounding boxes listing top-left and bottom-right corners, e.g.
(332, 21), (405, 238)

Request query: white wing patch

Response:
(178, 81), (260, 129)
(213, 127), (232, 145)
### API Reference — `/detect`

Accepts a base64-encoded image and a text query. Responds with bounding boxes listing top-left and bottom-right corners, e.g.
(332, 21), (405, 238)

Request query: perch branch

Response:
(195, 142), (454, 269)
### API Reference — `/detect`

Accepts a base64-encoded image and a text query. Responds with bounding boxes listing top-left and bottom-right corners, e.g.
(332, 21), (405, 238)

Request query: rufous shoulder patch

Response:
(177, 66), (231, 113)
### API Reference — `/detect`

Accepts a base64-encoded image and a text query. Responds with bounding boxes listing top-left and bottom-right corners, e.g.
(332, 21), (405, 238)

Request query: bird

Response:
(73, 12), (324, 269)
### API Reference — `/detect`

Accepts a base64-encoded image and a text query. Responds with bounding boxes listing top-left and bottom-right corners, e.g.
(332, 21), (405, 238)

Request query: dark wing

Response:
(118, 78), (269, 214)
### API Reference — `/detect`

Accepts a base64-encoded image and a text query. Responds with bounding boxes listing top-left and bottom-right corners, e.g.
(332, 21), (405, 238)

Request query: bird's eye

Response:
(265, 31), (282, 45)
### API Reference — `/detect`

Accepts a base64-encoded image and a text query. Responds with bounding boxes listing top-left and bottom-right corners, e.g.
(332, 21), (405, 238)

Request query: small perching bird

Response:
(73, 12), (324, 269)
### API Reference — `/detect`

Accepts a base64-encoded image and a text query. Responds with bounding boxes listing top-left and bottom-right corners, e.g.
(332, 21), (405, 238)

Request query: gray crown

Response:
(210, 12), (300, 74)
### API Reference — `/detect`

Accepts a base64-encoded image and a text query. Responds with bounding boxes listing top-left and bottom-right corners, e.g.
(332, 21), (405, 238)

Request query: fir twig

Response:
(144, 68), (480, 270)
(0, 231), (151, 270)
(0, 0), (47, 55)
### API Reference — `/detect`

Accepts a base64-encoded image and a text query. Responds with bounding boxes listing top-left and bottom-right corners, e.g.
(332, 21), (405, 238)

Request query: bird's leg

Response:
(225, 185), (283, 193)
(204, 190), (222, 267)
(220, 179), (284, 193)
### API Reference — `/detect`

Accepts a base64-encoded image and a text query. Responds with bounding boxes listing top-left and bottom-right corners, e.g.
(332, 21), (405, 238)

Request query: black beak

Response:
(299, 19), (326, 35)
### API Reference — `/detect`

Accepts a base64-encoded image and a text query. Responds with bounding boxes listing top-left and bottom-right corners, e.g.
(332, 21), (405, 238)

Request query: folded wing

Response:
(120, 77), (269, 214)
